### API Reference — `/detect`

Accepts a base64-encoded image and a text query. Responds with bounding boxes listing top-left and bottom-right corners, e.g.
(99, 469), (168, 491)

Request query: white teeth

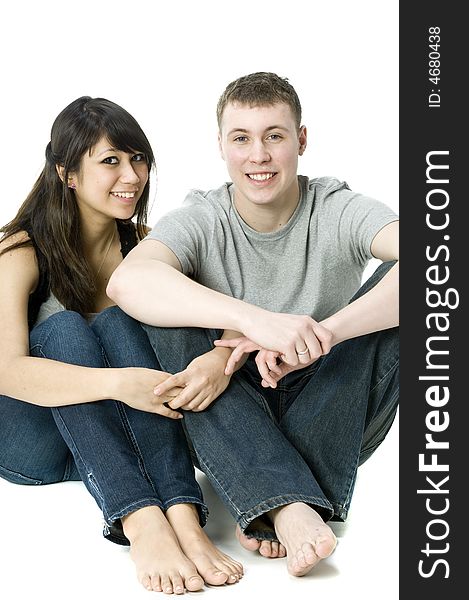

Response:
(248, 173), (274, 181)
(112, 192), (135, 198)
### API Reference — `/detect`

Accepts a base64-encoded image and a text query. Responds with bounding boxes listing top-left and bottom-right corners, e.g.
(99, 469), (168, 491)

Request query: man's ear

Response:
(298, 125), (307, 156)
(218, 132), (225, 161)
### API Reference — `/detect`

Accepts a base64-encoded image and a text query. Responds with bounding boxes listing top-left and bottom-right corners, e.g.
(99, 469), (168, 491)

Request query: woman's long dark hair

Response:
(0, 97), (155, 314)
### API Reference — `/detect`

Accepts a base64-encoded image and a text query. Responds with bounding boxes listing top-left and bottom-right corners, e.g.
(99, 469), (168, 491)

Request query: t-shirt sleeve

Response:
(330, 188), (398, 264)
(145, 205), (211, 277)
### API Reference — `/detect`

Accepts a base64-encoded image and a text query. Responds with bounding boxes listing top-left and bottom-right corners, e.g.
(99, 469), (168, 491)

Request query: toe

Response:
(150, 574), (163, 592)
(315, 534), (337, 558)
(160, 575), (173, 594)
(226, 573), (239, 585)
(236, 525), (261, 552)
(204, 567), (229, 586)
(172, 578), (185, 595)
(303, 542), (317, 564)
(141, 574), (153, 591)
(185, 574), (204, 592)
(259, 541), (272, 557)
(269, 541), (280, 558)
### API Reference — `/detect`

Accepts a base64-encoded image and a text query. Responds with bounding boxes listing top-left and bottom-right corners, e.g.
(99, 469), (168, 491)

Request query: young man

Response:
(107, 72), (399, 577)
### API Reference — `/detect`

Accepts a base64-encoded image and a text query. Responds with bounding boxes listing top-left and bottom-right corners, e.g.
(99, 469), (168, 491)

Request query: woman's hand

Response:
(153, 349), (231, 412)
(115, 368), (184, 419)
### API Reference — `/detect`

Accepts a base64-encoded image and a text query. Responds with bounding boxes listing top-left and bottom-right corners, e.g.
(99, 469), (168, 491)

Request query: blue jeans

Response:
(0, 306), (206, 545)
(142, 262), (399, 539)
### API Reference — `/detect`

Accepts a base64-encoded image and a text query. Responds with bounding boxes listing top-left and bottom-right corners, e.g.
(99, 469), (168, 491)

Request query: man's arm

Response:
(216, 220), (399, 385)
(107, 239), (247, 330)
(107, 239), (332, 367)
(320, 220), (399, 344)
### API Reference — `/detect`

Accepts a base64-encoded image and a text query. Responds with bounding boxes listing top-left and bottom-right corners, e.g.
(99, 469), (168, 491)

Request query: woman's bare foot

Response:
(166, 504), (243, 586)
(122, 506), (204, 594)
(269, 502), (337, 576)
(236, 520), (286, 558)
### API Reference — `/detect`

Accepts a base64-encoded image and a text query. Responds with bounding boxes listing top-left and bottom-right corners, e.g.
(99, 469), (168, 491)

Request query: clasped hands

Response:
(153, 314), (333, 414)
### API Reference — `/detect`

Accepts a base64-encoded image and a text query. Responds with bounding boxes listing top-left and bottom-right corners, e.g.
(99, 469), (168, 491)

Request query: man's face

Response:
(218, 101), (306, 210)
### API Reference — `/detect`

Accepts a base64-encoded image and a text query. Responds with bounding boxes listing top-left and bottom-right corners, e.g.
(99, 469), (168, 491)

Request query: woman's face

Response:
(70, 136), (149, 223)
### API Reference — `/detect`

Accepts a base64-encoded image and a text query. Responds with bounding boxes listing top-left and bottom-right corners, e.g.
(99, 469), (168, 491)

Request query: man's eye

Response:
(102, 156), (119, 165)
(268, 134), (282, 141)
(234, 136), (248, 143)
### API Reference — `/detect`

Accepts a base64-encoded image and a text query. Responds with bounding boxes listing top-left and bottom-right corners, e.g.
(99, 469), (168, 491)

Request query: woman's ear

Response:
(56, 165), (76, 189)
(55, 164), (65, 182)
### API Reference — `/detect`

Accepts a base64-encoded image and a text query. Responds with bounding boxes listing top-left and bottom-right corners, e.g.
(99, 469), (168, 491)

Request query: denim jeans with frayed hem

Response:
(142, 261), (399, 540)
(0, 306), (206, 545)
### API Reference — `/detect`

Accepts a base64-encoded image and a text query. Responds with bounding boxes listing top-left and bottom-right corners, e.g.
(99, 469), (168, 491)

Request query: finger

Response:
(266, 353), (282, 375)
(214, 337), (246, 348)
(216, 338), (260, 353)
(256, 353), (277, 388)
(163, 386), (185, 399)
(154, 372), (185, 396)
(168, 383), (202, 409)
(214, 339), (237, 348)
(313, 323), (334, 354)
(295, 346), (312, 365)
(155, 404), (183, 420)
(269, 362), (292, 383)
(193, 396), (214, 412)
(280, 347), (299, 366)
(224, 345), (251, 375)
(302, 333), (322, 363)
(183, 391), (208, 411)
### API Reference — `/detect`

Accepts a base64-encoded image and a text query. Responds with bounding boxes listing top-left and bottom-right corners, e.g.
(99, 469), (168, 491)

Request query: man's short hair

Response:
(216, 72), (302, 129)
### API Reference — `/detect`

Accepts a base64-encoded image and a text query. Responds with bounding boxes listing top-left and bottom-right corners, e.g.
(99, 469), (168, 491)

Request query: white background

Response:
(0, 1), (399, 599)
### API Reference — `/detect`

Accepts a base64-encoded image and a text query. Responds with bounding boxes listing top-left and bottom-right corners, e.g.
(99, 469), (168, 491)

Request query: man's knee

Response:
(350, 260), (397, 302)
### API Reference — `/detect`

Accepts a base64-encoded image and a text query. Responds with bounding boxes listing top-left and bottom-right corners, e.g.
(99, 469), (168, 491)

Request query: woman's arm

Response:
(0, 236), (180, 418)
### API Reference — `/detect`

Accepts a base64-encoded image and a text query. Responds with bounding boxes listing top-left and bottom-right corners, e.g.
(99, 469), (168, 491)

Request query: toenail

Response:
(215, 571), (224, 576)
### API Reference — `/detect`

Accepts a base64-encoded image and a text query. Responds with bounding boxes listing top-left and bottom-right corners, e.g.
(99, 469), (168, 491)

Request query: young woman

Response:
(0, 97), (242, 595)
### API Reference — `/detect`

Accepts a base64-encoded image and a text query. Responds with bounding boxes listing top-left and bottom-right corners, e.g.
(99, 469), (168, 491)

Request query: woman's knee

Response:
(92, 307), (159, 368)
(29, 310), (105, 366)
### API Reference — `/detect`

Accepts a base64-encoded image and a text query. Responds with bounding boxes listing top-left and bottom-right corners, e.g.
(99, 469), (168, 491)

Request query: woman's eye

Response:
(102, 156), (119, 165)
(132, 153), (146, 162)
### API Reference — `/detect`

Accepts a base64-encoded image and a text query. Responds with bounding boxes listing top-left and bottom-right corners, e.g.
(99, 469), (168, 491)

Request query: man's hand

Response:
(240, 312), (333, 367)
(153, 349), (232, 412)
(214, 337), (321, 388)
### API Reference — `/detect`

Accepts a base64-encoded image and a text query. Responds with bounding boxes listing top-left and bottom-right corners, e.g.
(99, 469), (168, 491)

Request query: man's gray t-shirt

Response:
(146, 176), (398, 321)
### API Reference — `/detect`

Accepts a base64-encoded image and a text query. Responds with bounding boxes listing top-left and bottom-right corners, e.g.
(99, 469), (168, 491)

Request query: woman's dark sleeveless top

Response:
(26, 220), (138, 329)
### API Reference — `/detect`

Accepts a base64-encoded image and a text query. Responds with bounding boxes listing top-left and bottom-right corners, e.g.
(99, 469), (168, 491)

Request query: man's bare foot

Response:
(167, 504), (243, 586)
(236, 521), (286, 558)
(269, 502), (337, 576)
(122, 506), (204, 594)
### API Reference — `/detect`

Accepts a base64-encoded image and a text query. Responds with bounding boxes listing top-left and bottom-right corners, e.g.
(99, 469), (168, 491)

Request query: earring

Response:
(68, 182), (76, 190)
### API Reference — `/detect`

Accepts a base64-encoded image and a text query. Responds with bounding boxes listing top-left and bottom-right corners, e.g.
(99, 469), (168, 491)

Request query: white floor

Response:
(0, 415), (398, 600)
